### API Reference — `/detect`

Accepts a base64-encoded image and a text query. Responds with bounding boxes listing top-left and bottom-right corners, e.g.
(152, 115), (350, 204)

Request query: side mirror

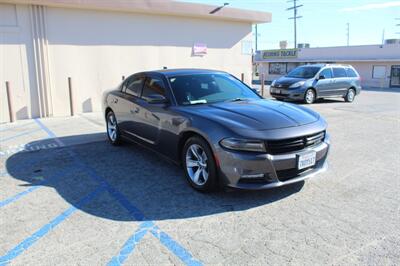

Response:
(318, 75), (326, 80)
(252, 88), (261, 95)
(146, 94), (169, 104)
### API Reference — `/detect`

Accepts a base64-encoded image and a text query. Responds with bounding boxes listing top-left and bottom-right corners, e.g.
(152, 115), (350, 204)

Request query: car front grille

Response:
(266, 131), (325, 155)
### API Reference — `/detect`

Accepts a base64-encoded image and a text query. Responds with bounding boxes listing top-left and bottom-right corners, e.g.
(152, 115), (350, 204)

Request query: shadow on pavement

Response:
(6, 134), (304, 221)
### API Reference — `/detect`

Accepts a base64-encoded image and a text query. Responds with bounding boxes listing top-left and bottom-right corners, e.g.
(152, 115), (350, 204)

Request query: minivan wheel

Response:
(106, 111), (122, 145)
(304, 89), (316, 104)
(345, 88), (356, 102)
(182, 136), (218, 192)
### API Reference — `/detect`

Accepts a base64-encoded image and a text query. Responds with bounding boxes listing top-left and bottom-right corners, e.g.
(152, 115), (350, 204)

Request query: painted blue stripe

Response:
(107, 221), (154, 266)
(0, 128), (42, 142)
(33, 119), (202, 265)
(0, 169), (70, 208)
(0, 186), (41, 208)
(151, 226), (203, 266)
(0, 122), (34, 132)
(0, 186), (105, 265)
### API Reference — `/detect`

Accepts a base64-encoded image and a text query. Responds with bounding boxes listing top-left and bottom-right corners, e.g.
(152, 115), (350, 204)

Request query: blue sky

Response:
(182, 0), (400, 50)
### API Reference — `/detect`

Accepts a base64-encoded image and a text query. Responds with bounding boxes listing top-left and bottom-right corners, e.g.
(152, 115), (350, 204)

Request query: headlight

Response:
(220, 138), (266, 152)
(289, 81), (305, 88)
(271, 80), (276, 87)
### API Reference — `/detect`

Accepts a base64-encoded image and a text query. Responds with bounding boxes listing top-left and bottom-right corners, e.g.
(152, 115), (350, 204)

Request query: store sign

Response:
(193, 43), (207, 56)
(262, 49), (298, 59)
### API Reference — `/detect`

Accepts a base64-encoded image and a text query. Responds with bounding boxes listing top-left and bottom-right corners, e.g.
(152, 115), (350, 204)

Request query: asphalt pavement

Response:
(0, 89), (399, 265)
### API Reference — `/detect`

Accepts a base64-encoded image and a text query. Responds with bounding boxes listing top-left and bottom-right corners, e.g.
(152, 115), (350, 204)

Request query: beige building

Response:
(254, 43), (400, 89)
(0, 0), (271, 123)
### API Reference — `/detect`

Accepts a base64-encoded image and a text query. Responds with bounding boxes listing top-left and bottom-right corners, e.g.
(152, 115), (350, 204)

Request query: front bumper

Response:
(270, 86), (305, 100)
(217, 134), (330, 190)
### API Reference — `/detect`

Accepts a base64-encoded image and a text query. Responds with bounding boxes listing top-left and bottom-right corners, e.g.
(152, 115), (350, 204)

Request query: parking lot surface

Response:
(1, 89), (399, 265)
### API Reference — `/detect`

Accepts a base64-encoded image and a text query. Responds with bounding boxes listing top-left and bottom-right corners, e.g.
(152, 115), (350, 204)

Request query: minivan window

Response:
(124, 76), (144, 96)
(286, 66), (321, 78)
(319, 68), (333, 79)
(332, 67), (347, 78)
(345, 68), (358, 78)
(142, 77), (166, 101)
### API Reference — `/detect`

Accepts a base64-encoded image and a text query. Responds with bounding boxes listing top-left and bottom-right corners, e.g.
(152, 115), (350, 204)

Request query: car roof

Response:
(137, 68), (228, 77)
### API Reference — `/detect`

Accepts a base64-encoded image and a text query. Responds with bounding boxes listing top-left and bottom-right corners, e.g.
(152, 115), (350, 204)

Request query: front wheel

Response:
(304, 89), (316, 104)
(182, 136), (218, 192)
(106, 111), (122, 145)
(345, 88), (356, 102)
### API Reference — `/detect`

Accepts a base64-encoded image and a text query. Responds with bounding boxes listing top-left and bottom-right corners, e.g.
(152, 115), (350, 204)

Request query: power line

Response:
(287, 0), (303, 49)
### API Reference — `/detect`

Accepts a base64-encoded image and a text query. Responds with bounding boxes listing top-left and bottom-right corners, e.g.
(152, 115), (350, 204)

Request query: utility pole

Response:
(287, 0), (303, 49)
(346, 23), (350, 46)
(382, 29), (385, 45)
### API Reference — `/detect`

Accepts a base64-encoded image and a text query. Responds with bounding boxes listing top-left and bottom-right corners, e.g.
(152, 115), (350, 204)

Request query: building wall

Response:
(0, 3), (253, 122)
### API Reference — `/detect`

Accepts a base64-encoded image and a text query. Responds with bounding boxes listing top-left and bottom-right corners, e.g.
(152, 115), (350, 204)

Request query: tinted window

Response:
(169, 73), (259, 105)
(345, 68), (358, 77)
(124, 76), (144, 96)
(142, 77), (166, 100)
(332, 67), (347, 78)
(319, 68), (333, 79)
(286, 66), (321, 78)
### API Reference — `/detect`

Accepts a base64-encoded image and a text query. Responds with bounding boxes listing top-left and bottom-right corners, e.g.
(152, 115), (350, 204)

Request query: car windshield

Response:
(286, 66), (321, 78)
(168, 73), (260, 105)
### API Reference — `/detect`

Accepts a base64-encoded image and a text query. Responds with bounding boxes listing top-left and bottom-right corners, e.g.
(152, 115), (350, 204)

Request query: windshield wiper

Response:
(227, 98), (246, 102)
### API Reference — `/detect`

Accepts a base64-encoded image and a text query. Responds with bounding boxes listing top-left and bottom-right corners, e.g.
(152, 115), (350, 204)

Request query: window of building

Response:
(372, 65), (386, 79)
(124, 76), (144, 96)
(142, 77), (166, 101)
(269, 63), (287, 75)
(332, 67), (347, 78)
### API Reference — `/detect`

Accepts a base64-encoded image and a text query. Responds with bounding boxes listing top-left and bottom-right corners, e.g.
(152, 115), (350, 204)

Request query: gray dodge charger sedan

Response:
(103, 69), (330, 192)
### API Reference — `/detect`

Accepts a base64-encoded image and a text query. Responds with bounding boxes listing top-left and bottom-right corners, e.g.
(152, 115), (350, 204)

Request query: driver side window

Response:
(320, 68), (333, 79)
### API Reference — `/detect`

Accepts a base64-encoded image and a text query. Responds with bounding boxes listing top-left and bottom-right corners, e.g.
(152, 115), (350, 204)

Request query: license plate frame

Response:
(297, 151), (316, 170)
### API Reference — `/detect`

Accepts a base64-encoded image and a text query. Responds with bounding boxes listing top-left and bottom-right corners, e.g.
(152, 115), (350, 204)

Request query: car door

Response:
(133, 74), (171, 145)
(332, 67), (349, 96)
(315, 67), (334, 97)
(117, 75), (145, 137)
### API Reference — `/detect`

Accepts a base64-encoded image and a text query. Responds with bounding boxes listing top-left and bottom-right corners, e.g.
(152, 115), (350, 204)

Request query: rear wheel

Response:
(182, 136), (218, 192)
(106, 111), (122, 145)
(345, 88), (356, 102)
(304, 89), (316, 104)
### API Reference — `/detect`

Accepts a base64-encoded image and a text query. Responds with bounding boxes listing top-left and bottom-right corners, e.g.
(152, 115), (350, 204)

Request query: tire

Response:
(106, 111), (122, 145)
(182, 136), (218, 192)
(304, 89), (316, 104)
(345, 88), (356, 103)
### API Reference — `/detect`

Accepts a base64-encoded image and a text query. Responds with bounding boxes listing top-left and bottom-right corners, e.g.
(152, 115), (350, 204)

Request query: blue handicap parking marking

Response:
(33, 118), (203, 265)
(0, 128), (43, 143)
(107, 221), (155, 266)
(0, 185), (106, 265)
(0, 168), (71, 209)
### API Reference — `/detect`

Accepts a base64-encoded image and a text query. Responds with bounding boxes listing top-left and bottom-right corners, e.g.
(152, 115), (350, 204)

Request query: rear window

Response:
(332, 67), (347, 78)
(345, 68), (358, 77)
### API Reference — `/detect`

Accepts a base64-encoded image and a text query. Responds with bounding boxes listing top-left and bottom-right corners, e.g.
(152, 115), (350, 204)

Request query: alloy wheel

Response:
(185, 144), (209, 186)
(305, 89), (315, 104)
(107, 113), (117, 142)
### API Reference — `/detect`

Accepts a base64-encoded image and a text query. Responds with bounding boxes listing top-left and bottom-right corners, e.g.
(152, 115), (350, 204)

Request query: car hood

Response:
(275, 76), (306, 86)
(181, 99), (320, 130)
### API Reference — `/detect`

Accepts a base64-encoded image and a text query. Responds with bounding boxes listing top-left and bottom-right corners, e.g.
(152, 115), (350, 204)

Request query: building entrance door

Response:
(390, 65), (400, 88)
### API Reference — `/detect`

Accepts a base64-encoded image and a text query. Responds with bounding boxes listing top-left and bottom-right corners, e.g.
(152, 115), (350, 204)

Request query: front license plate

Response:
(297, 151), (316, 170)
